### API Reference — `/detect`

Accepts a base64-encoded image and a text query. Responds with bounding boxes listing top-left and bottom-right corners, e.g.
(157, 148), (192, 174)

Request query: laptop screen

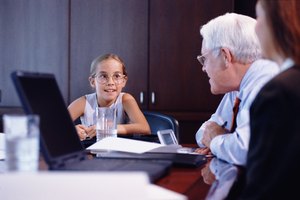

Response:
(11, 71), (83, 161)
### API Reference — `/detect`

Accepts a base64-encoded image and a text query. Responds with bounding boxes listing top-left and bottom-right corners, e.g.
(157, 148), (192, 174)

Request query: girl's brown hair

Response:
(90, 53), (128, 77)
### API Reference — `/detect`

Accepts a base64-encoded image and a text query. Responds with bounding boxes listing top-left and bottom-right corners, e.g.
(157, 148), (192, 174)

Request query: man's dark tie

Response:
(230, 97), (241, 133)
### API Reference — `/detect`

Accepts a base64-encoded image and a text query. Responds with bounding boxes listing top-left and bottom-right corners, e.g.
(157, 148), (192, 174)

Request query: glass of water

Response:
(3, 114), (40, 172)
(96, 107), (117, 142)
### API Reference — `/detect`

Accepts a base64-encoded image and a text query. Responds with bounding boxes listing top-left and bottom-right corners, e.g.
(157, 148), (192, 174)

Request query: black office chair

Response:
(81, 111), (180, 145)
(118, 111), (180, 143)
(143, 111), (180, 142)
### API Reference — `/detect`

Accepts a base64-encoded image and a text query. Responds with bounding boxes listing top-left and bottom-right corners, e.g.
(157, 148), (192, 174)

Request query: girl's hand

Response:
(85, 125), (96, 139)
(75, 124), (88, 141)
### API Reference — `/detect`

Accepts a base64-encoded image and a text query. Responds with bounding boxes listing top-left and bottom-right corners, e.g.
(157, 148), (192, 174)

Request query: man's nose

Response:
(202, 65), (206, 72)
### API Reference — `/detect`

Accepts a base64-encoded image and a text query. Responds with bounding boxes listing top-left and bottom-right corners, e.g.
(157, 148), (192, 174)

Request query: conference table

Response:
(38, 146), (212, 200)
(25, 154), (211, 200)
(0, 144), (240, 200)
(0, 152), (212, 200)
(0, 152), (240, 200)
(81, 138), (213, 199)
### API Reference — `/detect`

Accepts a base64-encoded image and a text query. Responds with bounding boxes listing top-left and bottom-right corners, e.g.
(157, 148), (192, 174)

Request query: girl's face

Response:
(255, 1), (277, 61)
(90, 58), (127, 107)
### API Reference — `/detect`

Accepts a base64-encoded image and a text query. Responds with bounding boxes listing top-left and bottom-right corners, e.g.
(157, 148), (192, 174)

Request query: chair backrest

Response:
(143, 111), (179, 142)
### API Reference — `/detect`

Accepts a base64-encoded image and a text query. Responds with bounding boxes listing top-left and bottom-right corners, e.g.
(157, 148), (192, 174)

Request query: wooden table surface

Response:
(156, 161), (211, 200)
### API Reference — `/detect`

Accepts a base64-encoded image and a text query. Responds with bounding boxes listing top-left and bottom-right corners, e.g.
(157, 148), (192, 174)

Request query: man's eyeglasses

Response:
(94, 73), (126, 85)
(197, 54), (208, 66)
(197, 48), (220, 66)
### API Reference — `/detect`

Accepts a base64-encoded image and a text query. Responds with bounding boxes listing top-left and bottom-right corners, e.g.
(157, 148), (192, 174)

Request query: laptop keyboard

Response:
(62, 158), (126, 170)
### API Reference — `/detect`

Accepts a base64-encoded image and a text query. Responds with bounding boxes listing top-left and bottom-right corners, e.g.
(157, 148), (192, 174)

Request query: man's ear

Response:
(89, 77), (95, 88)
(221, 47), (233, 66)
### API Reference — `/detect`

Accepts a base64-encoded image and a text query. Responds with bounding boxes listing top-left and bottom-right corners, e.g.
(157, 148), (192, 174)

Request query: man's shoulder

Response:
(245, 59), (279, 84)
(239, 59), (279, 102)
(251, 59), (279, 73)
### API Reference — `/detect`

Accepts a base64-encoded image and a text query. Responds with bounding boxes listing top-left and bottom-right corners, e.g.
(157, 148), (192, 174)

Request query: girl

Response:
(68, 53), (150, 140)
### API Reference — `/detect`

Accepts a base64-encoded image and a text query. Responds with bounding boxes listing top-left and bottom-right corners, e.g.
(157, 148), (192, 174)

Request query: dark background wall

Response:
(0, 0), (257, 143)
(234, 0), (256, 18)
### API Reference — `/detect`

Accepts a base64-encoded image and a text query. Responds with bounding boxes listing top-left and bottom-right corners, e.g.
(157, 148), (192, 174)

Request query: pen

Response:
(221, 121), (227, 128)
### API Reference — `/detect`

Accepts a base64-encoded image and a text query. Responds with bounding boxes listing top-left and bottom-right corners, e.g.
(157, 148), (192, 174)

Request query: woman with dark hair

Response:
(239, 0), (300, 199)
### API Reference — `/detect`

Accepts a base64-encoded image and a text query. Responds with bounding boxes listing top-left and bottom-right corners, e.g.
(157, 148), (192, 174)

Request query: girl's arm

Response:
(118, 93), (151, 135)
(67, 96), (86, 121)
(68, 96), (91, 140)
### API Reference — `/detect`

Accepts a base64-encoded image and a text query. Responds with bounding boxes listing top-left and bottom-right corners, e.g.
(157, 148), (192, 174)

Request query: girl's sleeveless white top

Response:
(80, 92), (129, 126)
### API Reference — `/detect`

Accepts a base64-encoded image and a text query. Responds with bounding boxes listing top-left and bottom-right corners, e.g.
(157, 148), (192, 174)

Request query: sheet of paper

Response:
(0, 172), (187, 200)
(147, 184), (187, 200)
(87, 137), (163, 154)
(0, 172), (148, 200)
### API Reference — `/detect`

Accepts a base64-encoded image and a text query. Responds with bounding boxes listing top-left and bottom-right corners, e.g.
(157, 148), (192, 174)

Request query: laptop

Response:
(98, 150), (207, 168)
(11, 71), (171, 182)
(94, 131), (207, 168)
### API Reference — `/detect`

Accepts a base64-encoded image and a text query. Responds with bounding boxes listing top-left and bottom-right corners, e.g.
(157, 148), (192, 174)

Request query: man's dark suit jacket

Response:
(238, 65), (300, 199)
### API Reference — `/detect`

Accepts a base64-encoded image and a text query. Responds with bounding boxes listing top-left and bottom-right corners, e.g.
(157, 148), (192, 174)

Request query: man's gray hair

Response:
(200, 13), (261, 64)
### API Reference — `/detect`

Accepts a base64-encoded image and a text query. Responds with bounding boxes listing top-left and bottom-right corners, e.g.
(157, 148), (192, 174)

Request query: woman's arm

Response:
(118, 93), (151, 135)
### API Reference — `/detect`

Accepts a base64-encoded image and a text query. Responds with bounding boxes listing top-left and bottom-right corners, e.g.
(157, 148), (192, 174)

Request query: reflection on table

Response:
(201, 157), (242, 200)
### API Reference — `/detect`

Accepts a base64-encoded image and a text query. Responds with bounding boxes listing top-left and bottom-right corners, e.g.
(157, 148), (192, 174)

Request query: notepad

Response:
(87, 137), (164, 154)
(87, 137), (207, 168)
